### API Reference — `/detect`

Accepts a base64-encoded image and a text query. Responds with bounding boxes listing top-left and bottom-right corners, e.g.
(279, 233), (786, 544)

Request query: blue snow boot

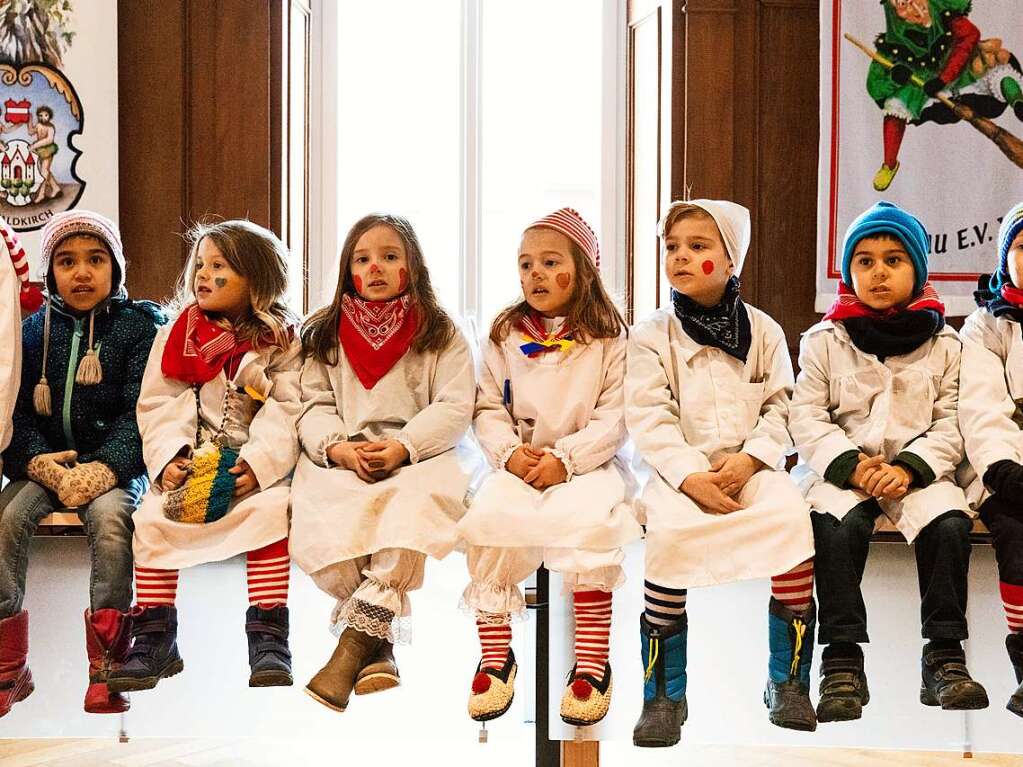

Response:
(765, 597), (817, 732)
(633, 613), (688, 748)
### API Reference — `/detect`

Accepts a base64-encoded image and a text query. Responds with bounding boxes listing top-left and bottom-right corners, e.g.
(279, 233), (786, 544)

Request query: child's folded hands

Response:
(328, 439), (409, 483)
(506, 445), (542, 481)
(522, 450), (568, 490)
(709, 452), (764, 498)
(356, 440), (410, 482)
(850, 453), (910, 500)
(681, 471), (744, 514)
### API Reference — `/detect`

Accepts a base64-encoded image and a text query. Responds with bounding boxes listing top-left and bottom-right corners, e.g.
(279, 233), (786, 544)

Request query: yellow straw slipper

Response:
(560, 663), (613, 727)
(468, 649), (518, 722)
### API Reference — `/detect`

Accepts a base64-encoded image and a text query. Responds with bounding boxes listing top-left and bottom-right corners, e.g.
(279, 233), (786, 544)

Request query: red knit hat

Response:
(0, 217), (44, 312)
(527, 207), (601, 269)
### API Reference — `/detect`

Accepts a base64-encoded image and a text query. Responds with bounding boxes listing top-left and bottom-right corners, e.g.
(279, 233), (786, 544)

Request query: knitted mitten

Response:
(26, 451), (78, 494)
(58, 461), (118, 508)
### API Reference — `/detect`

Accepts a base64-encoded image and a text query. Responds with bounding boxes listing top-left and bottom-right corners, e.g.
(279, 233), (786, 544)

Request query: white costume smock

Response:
(626, 306), (813, 589)
(790, 320), (970, 543)
(958, 307), (1023, 509)
(457, 323), (642, 619)
(289, 330), (477, 642)
(132, 327), (302, 569)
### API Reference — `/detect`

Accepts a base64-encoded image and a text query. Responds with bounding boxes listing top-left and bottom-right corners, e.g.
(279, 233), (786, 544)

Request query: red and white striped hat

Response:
(527, 207), (600, 269)
(1, 217), (43, 312)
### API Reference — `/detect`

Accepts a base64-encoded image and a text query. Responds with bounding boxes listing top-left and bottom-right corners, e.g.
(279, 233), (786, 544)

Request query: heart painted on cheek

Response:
(353, 274), (363, 293)
(398, 268), (408, 292)
(555, 272), (571, 289)
(701, 260), (715, 275)
(215, 277), (228, 288)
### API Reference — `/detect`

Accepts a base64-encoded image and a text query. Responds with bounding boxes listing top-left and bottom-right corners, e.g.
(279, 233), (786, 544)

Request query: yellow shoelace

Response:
(644, 637), (660, 683)
(790, 619), (806, 677)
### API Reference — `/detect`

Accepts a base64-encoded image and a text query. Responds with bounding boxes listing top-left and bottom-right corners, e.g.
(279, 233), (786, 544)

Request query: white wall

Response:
(6, 536), (1022, 759)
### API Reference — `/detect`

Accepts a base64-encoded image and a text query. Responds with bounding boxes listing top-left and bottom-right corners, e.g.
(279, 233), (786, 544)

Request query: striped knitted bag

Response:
(162, 442), (240, 524)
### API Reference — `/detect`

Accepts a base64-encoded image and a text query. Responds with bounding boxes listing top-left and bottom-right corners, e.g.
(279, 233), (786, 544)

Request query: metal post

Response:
(534, 566), (560, 767)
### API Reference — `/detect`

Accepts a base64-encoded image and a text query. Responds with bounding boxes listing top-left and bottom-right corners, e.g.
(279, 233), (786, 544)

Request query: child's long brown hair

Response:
(167, 219), (298, 351)
(302, 213), (456, 365)
(490, 229), (625, 344)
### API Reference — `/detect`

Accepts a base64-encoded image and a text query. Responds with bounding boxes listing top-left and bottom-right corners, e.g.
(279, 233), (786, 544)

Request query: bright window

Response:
(318, 0), (620, 328)
(479, 0), (604, 323)
(334, 0), (462, 311)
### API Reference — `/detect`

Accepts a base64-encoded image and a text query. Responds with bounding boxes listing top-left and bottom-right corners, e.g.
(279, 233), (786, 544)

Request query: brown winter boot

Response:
(84, 609), (131, 714)
(304, 627), (382, 712)
(0, 611), (33, 718)
(353, 640), (400, 695)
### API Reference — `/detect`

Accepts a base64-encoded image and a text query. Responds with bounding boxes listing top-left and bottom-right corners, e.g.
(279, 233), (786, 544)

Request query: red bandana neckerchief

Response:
(162, 304), (253, 384)
(823, 281), (946, 322)
(517, 311), (574, 357)
(1001, 284), (1023, 308)
(339, 293), (418, 389)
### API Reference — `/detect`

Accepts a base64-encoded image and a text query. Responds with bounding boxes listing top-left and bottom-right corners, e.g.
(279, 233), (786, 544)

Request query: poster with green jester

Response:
(817, 0), (1023, 315)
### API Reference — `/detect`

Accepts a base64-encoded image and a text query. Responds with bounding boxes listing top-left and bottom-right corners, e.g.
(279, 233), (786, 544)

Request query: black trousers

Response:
(979, 493), (1023, 585)
(812, 500), (972, 644)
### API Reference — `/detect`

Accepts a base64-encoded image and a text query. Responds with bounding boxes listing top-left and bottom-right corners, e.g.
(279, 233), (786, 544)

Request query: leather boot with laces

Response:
(920, 640), (989, 710)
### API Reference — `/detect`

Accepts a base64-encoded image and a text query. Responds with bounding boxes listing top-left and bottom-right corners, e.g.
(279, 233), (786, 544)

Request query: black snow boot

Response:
(106, 606), (184, 693)
(246, 605), (293, 687)
(920, 640), (989, 710)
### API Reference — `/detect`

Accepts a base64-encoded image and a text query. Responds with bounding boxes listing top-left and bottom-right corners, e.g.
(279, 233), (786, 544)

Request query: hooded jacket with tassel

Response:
(2, 294), (166, 487)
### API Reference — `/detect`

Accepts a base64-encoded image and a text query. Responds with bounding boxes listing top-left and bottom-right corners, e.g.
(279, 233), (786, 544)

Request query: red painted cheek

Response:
(555, 272), (571, 289)
(352, 274), (363, 293)
(701, 260), (715, 275)
(398, 268), (409, 291)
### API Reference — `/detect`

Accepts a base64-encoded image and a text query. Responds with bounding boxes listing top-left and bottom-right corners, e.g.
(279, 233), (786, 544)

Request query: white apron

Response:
(132, 327), (302, 569)
(289, 330), (478, 575)
(790, 320), (970, 543)
(958, 307), (1023, 509)
(626, 307), (813, 588)
(458, 329), (641, 551)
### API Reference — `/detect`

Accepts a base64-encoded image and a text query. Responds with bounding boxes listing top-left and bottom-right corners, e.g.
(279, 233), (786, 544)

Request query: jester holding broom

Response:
(867, 0), (1023, 191)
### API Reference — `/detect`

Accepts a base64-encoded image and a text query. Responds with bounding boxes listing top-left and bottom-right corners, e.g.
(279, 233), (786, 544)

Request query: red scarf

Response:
(162, 304), (252, 384)
(339, 293), (418, 389)
(823, 281), (946, 322)
(1002, 284), (1023, 308)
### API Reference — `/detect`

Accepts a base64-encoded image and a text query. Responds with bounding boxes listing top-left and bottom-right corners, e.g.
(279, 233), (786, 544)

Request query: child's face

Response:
(518, 228), (577, 317)
(663, 214), (733, 306)
(52, 235), (113, 313)
(194, 237), (251, 318)
(350, 224), (409, 301)
(849, 235), (916, 311)
(1008, 231), (1023, 287)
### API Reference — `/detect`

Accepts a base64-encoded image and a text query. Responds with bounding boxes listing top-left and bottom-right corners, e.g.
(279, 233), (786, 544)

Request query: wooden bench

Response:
(872, 516), (991, 544)
(35, 510), (86, 535)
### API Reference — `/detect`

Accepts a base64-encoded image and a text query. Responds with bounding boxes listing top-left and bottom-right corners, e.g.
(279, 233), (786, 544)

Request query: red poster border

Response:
(825, 0), (981, 282)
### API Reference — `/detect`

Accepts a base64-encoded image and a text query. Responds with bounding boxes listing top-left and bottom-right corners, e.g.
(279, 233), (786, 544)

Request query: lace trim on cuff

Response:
(549, 446), (575, 481)
(496, 443), (519, 471)
(458, 581), (529, 624)
(329, 597), (412, 645)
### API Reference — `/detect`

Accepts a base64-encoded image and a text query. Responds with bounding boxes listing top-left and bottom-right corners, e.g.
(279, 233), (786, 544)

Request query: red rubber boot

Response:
(0, 610), (33, 717)
(84, 608), (131, 713)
